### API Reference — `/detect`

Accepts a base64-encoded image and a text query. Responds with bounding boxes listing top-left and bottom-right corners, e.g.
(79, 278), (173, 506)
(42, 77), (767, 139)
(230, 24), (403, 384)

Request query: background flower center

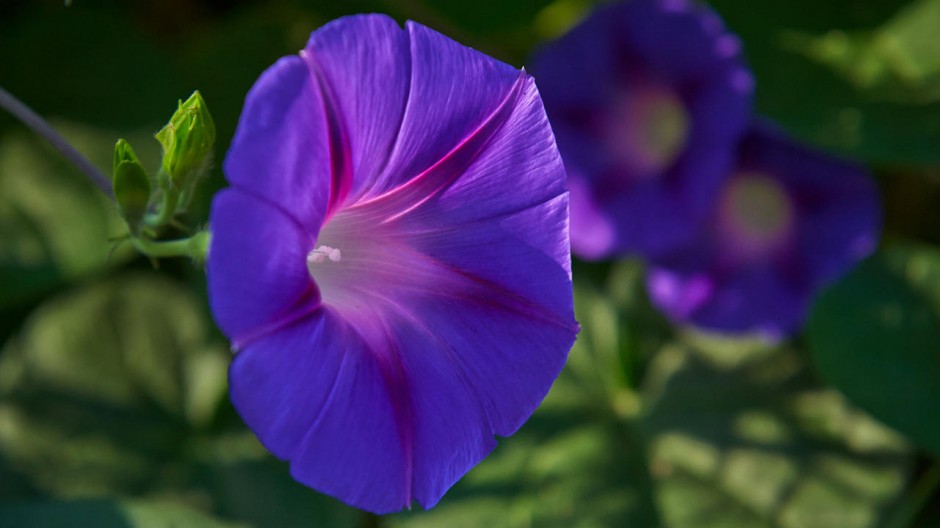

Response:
(718, 172), (794, 257)
(603, 82), (689, 179)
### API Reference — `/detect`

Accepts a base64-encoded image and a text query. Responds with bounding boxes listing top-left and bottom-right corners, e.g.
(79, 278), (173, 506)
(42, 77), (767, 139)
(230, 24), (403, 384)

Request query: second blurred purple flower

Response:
(530, 0), (754, 259)
(647, 124), (881, 339)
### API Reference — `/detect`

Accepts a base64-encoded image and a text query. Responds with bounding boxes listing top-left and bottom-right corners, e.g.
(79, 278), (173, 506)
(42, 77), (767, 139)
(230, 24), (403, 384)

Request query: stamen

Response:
(307, 245), (342, 265)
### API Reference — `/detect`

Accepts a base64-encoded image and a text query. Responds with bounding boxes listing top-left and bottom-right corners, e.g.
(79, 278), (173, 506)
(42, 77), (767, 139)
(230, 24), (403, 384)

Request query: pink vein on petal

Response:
(344, 72), (528, 223)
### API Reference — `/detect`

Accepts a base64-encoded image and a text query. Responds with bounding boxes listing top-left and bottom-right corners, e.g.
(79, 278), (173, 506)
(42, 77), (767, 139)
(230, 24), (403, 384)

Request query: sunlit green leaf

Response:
(642, 340), (912, 528)
(785, 0), (940, 102)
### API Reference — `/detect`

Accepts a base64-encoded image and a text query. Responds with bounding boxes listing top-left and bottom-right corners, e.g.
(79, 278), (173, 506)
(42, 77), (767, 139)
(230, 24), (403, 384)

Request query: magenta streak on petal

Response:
(294, 302), (417, 507)
(230, 284), (320, 351)
(343, 72), (527, 223)
(217, 188), (322, 350)
(302, 48), (353, 220)
(373, 321), (415, 507)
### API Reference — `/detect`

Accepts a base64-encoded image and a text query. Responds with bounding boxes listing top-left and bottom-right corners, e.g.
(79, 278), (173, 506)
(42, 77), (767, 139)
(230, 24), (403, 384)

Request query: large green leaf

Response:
(808, 244), (940, 455)
(641, 338), (912, 528)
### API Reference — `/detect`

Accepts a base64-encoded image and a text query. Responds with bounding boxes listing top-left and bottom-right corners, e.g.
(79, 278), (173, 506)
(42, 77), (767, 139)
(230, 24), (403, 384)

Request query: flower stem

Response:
(145, 183), (180, 230)
(0, 85), (112, 197)
(131, 230), (211, 263)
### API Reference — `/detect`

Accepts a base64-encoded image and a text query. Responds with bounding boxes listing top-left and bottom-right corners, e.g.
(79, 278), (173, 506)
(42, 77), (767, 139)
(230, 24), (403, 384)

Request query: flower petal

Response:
(229, 308), (411, 513)
(223, 55), (331, 230)
(207, 189), (315, 344)
(216, 15), (579, 515)
(392, 293), (576, 509)
(648, 265), (808, 338)
(404, 194), (575, 327)
(615, 0), (736, 82)
(372, 20), (521, 196)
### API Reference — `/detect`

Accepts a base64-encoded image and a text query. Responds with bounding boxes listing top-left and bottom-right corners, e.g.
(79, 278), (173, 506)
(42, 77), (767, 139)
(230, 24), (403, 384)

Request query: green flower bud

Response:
(112, 139), (151, 233)
(155, 91), (215, 195)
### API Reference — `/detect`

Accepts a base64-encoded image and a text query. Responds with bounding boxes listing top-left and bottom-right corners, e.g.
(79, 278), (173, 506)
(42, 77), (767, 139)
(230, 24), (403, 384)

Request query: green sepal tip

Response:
(112, 139), (151, 233)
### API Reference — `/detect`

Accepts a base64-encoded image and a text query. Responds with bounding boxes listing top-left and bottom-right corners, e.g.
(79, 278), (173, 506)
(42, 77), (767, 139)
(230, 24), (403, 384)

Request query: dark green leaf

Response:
(0, 127), (141, 311)
(0, 498), (244, 528)
(808, 244), (940, 455)
(0, 273), (229, 497)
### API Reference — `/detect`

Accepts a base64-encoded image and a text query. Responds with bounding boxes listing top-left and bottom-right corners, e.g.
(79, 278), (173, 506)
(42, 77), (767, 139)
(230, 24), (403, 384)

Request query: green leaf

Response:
(190, 455), (363, 528)
(0, 498), (244, 528)
(641, 341), (912, 528)
(0, 273), (230, 497)
(808, 244), (940, 455)
(389, 273), (661, 528)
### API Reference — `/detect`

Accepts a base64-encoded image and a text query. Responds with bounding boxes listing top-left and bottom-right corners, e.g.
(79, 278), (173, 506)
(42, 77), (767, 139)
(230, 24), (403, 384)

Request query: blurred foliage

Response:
(644, 340), (910, 528)
(785, 0), (940, 103)
(809, 244), (940, 456)
(1, 0), (940, 527)
(711, 0), (940, 164)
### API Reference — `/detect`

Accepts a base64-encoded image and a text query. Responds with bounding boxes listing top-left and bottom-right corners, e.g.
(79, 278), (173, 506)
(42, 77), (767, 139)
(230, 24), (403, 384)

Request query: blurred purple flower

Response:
(647, 123), (881, 339)
(530, 0), (754, 259)
(206, 15), (578, 514)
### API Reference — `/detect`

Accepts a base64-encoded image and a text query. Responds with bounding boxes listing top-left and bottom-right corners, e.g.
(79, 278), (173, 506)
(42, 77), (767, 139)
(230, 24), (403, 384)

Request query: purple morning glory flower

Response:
(206, 15), (578, 514)
(646, 123), (881, 339)
(529, 0), (754, 259)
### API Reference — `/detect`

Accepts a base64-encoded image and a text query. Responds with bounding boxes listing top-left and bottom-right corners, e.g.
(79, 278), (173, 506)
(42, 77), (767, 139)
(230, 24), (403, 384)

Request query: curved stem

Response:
(131, 231), (211, 263)
(0, 85), (112, 197)
(145, 184), (180, 230)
